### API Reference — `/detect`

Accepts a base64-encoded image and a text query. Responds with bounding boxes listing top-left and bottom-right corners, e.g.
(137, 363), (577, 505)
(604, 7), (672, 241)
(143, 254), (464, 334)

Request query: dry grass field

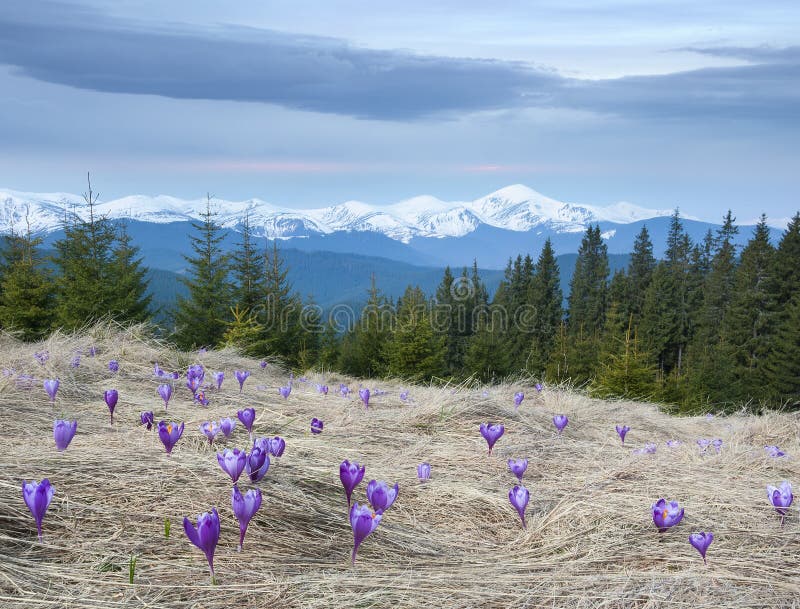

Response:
(1, 325), (799, 608)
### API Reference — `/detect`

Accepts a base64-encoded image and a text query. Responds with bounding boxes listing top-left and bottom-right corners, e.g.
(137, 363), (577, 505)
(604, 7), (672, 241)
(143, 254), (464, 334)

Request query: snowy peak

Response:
(0, 185), (674, 241)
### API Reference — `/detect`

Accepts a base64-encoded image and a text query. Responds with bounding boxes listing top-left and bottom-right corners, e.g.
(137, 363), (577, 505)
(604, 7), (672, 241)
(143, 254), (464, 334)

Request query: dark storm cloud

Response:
(0, 1), (798, 122)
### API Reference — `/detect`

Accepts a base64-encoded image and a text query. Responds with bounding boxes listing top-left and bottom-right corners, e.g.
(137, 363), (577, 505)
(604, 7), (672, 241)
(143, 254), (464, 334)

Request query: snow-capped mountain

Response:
(0, 184), (673, 242)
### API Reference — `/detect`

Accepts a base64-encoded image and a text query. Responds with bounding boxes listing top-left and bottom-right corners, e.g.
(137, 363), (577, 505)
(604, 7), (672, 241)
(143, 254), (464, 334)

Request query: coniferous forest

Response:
(1, 185), (799, 413)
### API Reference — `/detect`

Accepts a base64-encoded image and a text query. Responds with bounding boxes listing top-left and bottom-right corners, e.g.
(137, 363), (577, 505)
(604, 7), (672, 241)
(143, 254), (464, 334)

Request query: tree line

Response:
(1, 184), (798, 411)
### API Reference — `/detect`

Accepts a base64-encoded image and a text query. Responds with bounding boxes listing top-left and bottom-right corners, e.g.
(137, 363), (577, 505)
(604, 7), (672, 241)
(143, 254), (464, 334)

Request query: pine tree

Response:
(719, 217), (775, 402)
(528, 238), (562, 373)
(770, 213), (800, 310)
(385, 285), (446, 381)
(317, 319), (342, 370)
(0, 215), (56, 339)
(107, 221), (152, 323)
(173, 195), (233, 348)
(53, 175), (118, 330)
(433, 266), (461, 374)
(591, 315), (656, 400)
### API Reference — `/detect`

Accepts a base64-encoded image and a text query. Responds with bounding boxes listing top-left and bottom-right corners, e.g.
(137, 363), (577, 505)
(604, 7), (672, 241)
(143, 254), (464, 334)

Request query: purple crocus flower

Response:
(652, 498), (684, 532)
(200, 421), (221, 445)
(34, 350), (49, 365)
(765, 445), (787, 458)
(53, 419), (77, 451)
(366, 480), (399, 514)
(513, 392), (524, 409)
(245, 447), (270, 482)
(767, 481), (793, 524)
(217, 448), (247, 483)
(140, 411), (154, 431)
(171, 371), (180, 380)
(712, 438), (723, 453)
(340, 460), (366, 506)
(697, 438), (711, 453)
(278, 385), (291, 399)
(400, 390), (410, 403)
(310, 418), (324, 434)
(186, 376), (201, 396)
(187, 364), (204, 381)
(316, 384), (329, 395)
(634, 443), (658, 455)
(157, 421), (184, 455)
(666, 439), (681, 448)
(553, 415), (568, 434)
(219, 417), (237, 438)
(350, 502), (382, 565)
(108, 360), (119, 373)
(507, 458), (528, 482)
(479, 423), (505, 455)
(212, 371), (224, 390)
(232, 485), (262, 551)
(269, 436), (286, 458)
(43, 379), (59, 403)
(237, 408), (256, 435)
(616, 425), (630, 444)
(22, 479), (55, 541)
(259, 360), (267, 369)
(509, 485), (530, 528)
(153, 363), (163, 377)
(194, 389), (210, 406)
(70, 355), (80, 368)
(535, 383), (543, 392)
(104, 389), (119, 425)
(87, 346), (96, 357)
(689, 531), (714, 564)
(417, 462), (431, 481)
(234, 370), (250, 393)
(359, 388), (370, 408)
(183, 508), (220, 583)
(340, 384), (350, 397)
(158, 384), (173, 410)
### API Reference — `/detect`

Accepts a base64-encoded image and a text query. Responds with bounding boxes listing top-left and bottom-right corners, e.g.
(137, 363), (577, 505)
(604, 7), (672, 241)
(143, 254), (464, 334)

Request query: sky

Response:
(0, 0), (798, 223)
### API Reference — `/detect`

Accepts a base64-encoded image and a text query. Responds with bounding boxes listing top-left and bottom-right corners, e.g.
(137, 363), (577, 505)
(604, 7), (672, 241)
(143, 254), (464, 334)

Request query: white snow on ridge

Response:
(0, 184), (676, 241)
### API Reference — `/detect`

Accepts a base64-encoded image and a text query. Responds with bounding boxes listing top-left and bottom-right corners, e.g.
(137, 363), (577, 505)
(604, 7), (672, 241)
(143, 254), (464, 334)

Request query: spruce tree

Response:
(107, 221), (152, 323)
(173, 195), (233, 348)
(232, 214), (265, 314)
(53, 175), (118, 329)
(528, 238), (562, 373)
(764, 294), (800, 407)
(566, 225), (609, 336)
(0, 216), (56, 339)
(337, 275), (392, 378)
(627, 225), (655, 322)
(720, 217), (775, 402)
(385, 285), (446, 381)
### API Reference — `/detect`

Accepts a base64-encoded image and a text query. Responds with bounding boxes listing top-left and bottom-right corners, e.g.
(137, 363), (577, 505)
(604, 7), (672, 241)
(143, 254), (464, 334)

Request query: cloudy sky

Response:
(1, 0), (798, 222)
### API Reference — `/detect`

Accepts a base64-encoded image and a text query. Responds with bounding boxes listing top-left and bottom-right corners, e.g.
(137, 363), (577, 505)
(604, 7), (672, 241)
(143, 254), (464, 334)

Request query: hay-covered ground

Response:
(1, 325), (799, 609)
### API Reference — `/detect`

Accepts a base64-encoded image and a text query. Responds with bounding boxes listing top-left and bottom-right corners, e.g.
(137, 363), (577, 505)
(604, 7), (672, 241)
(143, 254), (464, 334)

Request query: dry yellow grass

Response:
(1, 324), (799, 608)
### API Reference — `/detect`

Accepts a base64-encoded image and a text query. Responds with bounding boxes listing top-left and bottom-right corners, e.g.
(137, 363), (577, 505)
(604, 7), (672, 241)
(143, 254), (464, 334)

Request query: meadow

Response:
(1, 325), (798, 609)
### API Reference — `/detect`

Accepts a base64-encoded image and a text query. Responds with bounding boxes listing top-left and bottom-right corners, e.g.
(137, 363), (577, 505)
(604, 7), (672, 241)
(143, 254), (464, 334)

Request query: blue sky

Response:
(0, 0), (798, 222)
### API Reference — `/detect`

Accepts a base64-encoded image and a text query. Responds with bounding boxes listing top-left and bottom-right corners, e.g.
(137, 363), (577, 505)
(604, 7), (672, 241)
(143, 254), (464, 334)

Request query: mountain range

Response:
(0, 184), (787, 317)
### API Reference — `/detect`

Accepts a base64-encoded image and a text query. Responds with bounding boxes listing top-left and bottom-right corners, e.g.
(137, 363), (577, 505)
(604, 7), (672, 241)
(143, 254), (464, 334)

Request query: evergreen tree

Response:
(566, 225), (609, 336)
(53, 175), (118, 330)
(684, 212), (739, 406)
(385, 285), (446, 380)
(591, 315), (656, 400)
(337, 275), (392, 378)
(627, 225), (655, 322)
(107, 221), (152, 323)
(770, 213), (800, 310)
(173, 195), (233, 348)
(528, 239), (562, 373)
(232, 214), (264, 314)
(720, 217), (775, 401)
(0, 216), (56, 339)
(433, 266), (461, 374)
(764, 294), (800, 407)
(317, 319), (342, 370)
